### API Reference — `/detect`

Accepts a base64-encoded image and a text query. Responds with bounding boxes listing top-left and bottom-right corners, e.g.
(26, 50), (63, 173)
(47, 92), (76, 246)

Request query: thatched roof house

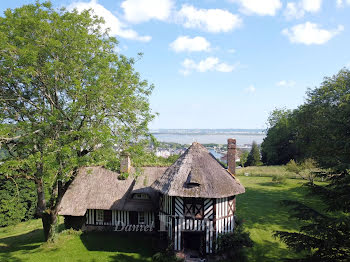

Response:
(58, 139), (245, 255)
(58, 166), (167, 216)
(151, 142), (245, 198)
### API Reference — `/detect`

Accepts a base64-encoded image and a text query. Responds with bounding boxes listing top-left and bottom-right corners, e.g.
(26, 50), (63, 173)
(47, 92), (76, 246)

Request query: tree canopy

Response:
(0, 1), (154, 240)
(246, 141), (262, 166)
(274, 69), (350, 261)
(261, 109), (299, 165)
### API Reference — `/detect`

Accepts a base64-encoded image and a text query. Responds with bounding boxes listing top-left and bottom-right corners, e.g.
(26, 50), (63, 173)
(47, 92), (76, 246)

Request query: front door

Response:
(183, 231), (205, 255)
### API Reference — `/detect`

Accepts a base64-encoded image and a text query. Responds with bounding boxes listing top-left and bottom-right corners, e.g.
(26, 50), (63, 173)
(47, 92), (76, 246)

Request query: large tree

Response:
(275, 69), (350, 261)
(0, 1), (154, 241)
(261, 108), (299, 165)
(246, 141), (262, 166)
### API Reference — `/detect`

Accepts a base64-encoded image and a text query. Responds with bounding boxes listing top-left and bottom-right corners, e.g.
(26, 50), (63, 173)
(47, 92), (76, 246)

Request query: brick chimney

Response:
(120, 153), (131, 174)
(227, 138), (236, 175)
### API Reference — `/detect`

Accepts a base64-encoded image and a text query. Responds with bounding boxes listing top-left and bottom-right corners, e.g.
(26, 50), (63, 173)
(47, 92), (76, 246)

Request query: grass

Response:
(237, 165), (297, 178)
(0, 218), (156, 262)
(236, 175), (325, 261)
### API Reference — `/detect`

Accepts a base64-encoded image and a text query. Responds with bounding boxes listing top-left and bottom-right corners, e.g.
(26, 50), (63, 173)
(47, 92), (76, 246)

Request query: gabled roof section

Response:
(151, 142), (245, 198)
(58, 166), (167, 216)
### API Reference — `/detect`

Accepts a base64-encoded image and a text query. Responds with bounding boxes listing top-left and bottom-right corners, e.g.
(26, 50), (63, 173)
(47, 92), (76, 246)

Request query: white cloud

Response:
(276, 80), (296, 87)
(284, 0), (322, 19)
(69, 0), (151, 42)
(284, 3), (304, 19)
(180, 57), (238, 75)
(230, 0), (282, 16)
(228, 48), (236, 53)
(337, 0), (350, 7)
(177, 4), (242, 33)
(302, 0), (322, 12)
(245, 85), (256, 93)
(170, 36), (211, 52)
(121, 0), (174, 23)
(282, 22), (344, 45)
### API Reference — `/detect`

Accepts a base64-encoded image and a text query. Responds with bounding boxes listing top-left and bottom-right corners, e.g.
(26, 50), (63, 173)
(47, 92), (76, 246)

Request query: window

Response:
(96, 210), (104, 222)
(138, 212), (145, 224)
(133, 193), (150, 200)
(183, 198), (204, 219)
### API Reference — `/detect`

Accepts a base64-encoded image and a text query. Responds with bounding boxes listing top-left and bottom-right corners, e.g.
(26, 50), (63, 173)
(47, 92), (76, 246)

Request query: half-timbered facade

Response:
(151, 140), (245, 254)
(59, 139), (245, 255)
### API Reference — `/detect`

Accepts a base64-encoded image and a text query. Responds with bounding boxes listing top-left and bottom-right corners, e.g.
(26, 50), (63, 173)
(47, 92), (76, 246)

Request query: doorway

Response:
(182, 231), (205, 255)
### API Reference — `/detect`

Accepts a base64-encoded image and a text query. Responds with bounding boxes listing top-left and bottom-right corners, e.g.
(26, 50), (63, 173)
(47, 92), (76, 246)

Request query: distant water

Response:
(152, 129), (265, 146)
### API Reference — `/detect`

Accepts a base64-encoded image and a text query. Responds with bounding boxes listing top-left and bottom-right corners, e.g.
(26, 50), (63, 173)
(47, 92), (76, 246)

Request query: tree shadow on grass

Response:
(248, 239), (299, 262)
(0, 228), (44, 262)
(80, 231), (157, 261)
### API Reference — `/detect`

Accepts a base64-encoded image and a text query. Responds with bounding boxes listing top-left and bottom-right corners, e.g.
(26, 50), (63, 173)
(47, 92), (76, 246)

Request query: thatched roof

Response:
(58, 166), (167, 216)
(151, 142), (245, 198)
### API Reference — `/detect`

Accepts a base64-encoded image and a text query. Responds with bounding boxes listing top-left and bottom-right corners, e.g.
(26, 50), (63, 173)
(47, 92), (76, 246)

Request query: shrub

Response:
(271, 174), (287, 184)
(118, 172), (129, 180)
(152, 245), (183, 262)
(217, 217), (253, 262)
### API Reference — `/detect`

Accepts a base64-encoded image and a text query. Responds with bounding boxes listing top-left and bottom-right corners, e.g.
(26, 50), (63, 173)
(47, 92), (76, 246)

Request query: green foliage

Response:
(239, 150), (249, 167)
(271, 174), (287, 184)
(217, 217), (253, 261)
(246, 141), (262, 166)
(118, 172), (129, 180)
(285, 159), (318, 183)
(261, 109), (299, 165)
(295, 69), (350, 172)
(152, 251), (183, 262)
(0, 1), (154, 240)
(274, 69), (350, 261)
(0, 175), (37, 227)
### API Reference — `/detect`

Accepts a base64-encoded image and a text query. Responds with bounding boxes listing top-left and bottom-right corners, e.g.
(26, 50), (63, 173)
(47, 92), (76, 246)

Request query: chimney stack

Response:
(227, 138), (236, 175)
(120, 153), (131, 174)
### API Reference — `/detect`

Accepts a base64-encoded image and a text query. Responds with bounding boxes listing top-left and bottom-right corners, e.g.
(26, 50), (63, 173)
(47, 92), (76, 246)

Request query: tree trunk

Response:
(41, 179), (73, 242)
(35, 178), (46, 218)
(42, 209), (58, 242)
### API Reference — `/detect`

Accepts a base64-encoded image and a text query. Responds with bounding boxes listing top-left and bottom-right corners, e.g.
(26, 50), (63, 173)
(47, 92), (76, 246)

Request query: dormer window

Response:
(133, 193), (150, 200)
(186, 170), (201, 188)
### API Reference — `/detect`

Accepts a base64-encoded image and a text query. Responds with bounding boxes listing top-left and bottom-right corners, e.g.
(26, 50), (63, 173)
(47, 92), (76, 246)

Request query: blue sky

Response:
(1, 0), (350, 129)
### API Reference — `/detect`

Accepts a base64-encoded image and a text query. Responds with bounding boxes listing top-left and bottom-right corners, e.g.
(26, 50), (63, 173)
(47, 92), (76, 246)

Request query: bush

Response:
(217, 217), (253, 262)
(271, 174), (287, 184)
(152, 245), (183, 262)
(118, 172), (129, 180)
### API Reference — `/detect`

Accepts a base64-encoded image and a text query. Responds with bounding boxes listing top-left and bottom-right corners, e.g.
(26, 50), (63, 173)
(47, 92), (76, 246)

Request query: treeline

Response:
(262, 68), (350, 261)
(261, 68), (350, 171)
(0, 176), (37, 227)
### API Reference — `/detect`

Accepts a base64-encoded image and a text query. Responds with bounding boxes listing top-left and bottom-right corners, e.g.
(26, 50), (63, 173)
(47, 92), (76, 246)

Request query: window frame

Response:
(183, 198), (204, 219)
(138, 212), (145, 224)
(96, 210), (104, 222)
(133, 193), (150, 200)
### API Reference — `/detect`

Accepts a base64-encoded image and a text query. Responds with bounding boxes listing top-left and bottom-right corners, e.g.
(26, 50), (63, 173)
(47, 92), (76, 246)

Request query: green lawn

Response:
(236, 175), (324, 261)
(236, 165), (296, 178)
(0, 174), (324, 262)
(0, 219), (156, 262)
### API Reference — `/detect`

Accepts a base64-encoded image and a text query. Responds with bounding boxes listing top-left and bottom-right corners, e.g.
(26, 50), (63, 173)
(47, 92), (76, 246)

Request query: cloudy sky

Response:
(1, 0), (350, 129)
